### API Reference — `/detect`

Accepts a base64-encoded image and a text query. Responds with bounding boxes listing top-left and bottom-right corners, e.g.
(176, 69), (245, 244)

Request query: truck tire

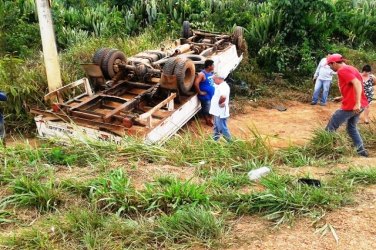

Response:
(163, 58), (179, 75)
(178, 54), (205, 72)
(102, 49), (127, 79)
(92, 48), (110, 66)
(182, 21), (192, 39)
(174, 58), (195, 95)
(233, 26), (244, 56)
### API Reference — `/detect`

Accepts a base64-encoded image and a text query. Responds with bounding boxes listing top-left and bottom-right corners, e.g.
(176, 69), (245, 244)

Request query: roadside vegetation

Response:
(1, 124), (376, 248)
(1, 0), (376, 248)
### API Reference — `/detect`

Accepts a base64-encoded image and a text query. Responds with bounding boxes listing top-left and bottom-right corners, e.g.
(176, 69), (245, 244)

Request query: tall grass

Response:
(340, 167), (376, 185)
(89, 169), (140, 215)
(0, 208), (153, 249)
(165, 128), (272, 167)
(307, 129), (352, 160)
(153, 206), (226, 248)
(220, 174), (353, 224)
(0, 229), (54, 249)
(143, 176), (210, 213)
(0, 176), (61, 211)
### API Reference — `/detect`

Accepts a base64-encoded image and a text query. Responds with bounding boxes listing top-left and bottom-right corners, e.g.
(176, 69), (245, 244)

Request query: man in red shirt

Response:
(326, 54), (369, 157)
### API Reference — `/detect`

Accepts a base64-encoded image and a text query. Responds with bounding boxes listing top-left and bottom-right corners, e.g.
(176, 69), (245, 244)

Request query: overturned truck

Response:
(31, 22), (245, 144)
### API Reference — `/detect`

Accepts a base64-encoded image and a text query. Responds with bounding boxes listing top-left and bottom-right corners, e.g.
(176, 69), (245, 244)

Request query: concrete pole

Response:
(35, 0), (62, 92)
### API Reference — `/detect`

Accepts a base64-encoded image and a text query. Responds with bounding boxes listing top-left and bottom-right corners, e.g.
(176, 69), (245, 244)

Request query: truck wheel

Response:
(182, 21), (192, 39)
(233, 26), (245, 56)
(163, 58), (179, 75)
(178, 54), (205, 72)
(92, 48), (110, 66)
(174, 58), (195, 95)
(102, 49), (127, 79)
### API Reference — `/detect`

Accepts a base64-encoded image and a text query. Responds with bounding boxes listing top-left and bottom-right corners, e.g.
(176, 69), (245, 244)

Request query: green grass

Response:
(340, 167), (376, 185)
(143, 176), (210, 213)
(164, 128), (273, 167)
(277, 146), (318, 167)
(306, 129), (352, 160)
(0, 229), (54, 249)
(0, 176), (61, 211)
(88, 169), (140, 215)
(153, 206), (226, 248)
(58, 208), (145, 249)
(0, 208), (150, 249)
(359, 122), (376, 150)
(206, 169), (249, 189)
(220, 174), (353, 225)
(0, 210), (14, 225)
(1, 124), (374, 248)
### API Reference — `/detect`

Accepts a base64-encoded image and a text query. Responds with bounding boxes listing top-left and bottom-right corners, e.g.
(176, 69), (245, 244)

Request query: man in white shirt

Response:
(311, 52), (335, 106)
(209, 73), (231, 141)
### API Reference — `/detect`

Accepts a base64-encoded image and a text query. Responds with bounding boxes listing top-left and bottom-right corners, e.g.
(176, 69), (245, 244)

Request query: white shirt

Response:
(314, 58), (335, 80)
(209, 81), (230, 118)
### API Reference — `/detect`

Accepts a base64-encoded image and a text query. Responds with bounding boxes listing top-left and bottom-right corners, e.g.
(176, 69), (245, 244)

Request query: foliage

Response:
(225, 174), (353, 224)
(0, 175), (61, 211)
(341, 167), (376, 185)
(143, 176), (210, 213)
(89, 169), (140, 215)
(153, 206), (226, 247)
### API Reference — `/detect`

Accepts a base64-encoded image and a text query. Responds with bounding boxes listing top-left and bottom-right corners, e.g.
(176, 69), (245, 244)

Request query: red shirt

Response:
(337, 65), (368, 110)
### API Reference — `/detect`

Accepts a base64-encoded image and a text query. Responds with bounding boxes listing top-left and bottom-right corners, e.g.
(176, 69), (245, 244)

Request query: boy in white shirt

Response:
(209, 73), (231, 141)
(311, 52), (335, 106)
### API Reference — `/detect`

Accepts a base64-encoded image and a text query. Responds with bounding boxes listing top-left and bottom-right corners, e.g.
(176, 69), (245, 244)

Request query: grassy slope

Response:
(1, 126), (376, 249)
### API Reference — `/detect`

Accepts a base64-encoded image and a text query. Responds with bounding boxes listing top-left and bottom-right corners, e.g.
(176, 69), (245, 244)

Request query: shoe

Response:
(320, 103), (326, 106)
(357, 150), (369, 157)
(311, 101), (317, 105)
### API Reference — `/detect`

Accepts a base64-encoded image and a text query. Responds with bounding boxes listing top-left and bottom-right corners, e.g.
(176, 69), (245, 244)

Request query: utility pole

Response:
(35, 0), (62, 92)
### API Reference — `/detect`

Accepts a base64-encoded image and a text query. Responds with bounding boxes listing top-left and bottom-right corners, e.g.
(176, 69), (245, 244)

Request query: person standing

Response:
(325, 54), (369, 157)
(360, 65), (376, 124)
(194, 59), (215, 126)
(209, 73), (231, 141)
(0, 91), (7, 143)
(311, 52), (335, 106)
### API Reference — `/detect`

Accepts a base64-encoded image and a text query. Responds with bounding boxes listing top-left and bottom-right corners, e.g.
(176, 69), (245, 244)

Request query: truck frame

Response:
(31, 22), (245, 144)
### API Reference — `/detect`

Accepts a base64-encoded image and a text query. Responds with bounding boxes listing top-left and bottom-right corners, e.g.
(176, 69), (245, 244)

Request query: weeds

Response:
(0, 229), (54, 249)
(340, 167), (376, 185)
(0, 210), (13, 224)
(89, 169), (140, 215)
(359, 123), (376, 150)
(143, 176), (210, 213)
(0, 176), (61, 211)
(165, 128), (272, 167)
(307, 129), (352, 160)
(277, 146), (317, 167)
(207, 169), (249, 189)
(153, 206), (226, 248)
(222, 174), (353, 224)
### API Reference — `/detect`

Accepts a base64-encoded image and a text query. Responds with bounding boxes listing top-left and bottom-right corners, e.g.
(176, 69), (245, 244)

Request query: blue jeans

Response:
(200, 100), (211, 116)
(312, 79), (332, 104)
(325, 109), (365, 153)
(213, 116), (231, 141)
